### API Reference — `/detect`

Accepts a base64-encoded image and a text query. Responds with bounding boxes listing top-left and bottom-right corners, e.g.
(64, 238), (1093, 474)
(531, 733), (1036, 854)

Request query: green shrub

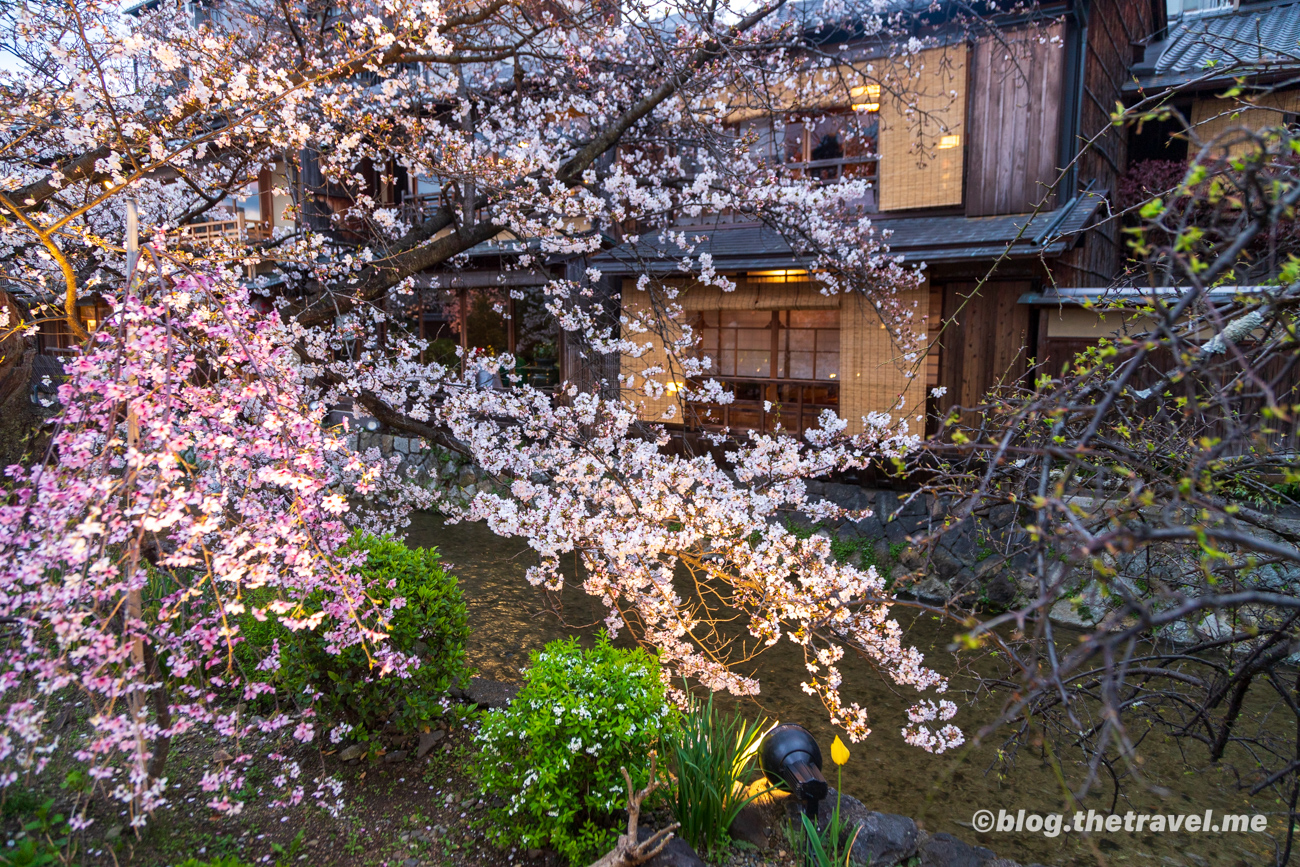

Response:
(665, 692), (770, 858)
(473, 635), (676, 866)
(0, 799), (70, 867)
(252, 533), (469, 747)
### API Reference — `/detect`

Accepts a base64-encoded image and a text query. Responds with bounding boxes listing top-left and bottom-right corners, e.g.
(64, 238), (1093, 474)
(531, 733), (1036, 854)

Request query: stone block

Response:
(417, 730), (446, 758)
(988, 504), (1018, 528)
(919, 832), (996, 867)
(728, 803), (769, 849)
(394, 437), (409, 454)
(875, 491), (901, 522)
(1048, 580), (1105, 628)
(824, 482), (870, 511)
(637, 829), (706, 867)
(940, 524), (976, 561)
(787, 789), (919, 867)
(453, 677), (519, 709)
(836, 523), (863, 543)
(930, 545), (964, 580)
(983, 573), (1018, 609)
(911, 575), (951, 603)
(379, 434), (393, 453)
(884, 519), (912, 544)
(855, 514), (885, 539)
(900, 494), (928, 517)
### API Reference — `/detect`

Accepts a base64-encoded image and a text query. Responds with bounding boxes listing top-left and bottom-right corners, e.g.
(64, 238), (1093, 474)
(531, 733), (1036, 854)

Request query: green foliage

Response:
(0, 790), (41, 822)
(473, 635), (676, 866)
(174, 858), (254, 867)
(664, 691), (769, 858)
(782, 516), (818, 540)
(798, 806), (860, 867)
(245, 533), (469, 748)
(0, 800), (71, 867)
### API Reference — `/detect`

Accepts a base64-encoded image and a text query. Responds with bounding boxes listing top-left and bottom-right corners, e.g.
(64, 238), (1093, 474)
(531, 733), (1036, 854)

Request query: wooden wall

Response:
(965, 23), (1066, 216)
(1059, 0), (1157, 288)
(936, 281), (1033, 414)
(878, 46), (968, 212)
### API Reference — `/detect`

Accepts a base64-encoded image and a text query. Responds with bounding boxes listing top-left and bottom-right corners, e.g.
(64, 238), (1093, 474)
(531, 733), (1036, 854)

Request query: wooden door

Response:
(937, 281), (1033, 418)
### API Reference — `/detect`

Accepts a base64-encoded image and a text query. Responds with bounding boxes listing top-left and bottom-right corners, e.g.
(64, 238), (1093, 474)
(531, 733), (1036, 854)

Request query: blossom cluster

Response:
(0, 268), (411, 821)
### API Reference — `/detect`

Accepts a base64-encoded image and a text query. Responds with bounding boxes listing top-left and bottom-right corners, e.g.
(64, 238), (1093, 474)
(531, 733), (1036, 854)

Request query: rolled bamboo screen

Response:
(878, 46), (969, 211)
(619, 278), (685, 422)
(1190, 91), (1300, 161)
(838, 284), (930, 435)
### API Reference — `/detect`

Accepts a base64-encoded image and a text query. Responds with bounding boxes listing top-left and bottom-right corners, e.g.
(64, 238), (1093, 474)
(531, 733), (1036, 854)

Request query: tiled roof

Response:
(591, 190), (1106, 274)
(1131, 1), (1300, 90)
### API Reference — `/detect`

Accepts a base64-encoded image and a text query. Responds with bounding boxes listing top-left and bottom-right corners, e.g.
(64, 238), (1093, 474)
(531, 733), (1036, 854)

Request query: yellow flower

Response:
(831, 735), (850, 766)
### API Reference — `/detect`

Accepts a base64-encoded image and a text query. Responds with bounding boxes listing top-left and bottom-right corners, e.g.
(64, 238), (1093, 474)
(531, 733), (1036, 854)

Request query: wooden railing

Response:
(685, 375), (840, 435)
(175, 214), (272, 244)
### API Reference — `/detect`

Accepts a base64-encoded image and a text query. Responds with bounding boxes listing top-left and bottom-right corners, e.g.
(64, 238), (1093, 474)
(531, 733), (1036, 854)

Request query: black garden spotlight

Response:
(759, 723), (828, 820)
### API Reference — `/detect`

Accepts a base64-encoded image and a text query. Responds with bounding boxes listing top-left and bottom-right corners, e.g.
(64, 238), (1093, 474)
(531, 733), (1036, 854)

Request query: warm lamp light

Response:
(851, 83), (881, 112)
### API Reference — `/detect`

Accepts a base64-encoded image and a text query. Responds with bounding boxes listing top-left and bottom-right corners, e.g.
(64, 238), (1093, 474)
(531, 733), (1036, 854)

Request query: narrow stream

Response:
(405, 513), (1282, 867)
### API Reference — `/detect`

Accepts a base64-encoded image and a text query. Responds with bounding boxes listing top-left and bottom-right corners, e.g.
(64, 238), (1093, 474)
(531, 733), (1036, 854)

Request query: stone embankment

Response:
(354, 434), (1298, 643)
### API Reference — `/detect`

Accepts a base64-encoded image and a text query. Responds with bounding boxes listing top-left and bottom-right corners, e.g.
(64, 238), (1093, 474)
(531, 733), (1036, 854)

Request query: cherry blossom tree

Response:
(0, 0), (994, 825)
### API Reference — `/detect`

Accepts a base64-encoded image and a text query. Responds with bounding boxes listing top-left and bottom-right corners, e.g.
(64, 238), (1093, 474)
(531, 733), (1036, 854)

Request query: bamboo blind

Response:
(839, 284), (930, 435)
(619, 278), (685, 422)
(878, 46), (969, 212)
(1190, 91), (1300, 161)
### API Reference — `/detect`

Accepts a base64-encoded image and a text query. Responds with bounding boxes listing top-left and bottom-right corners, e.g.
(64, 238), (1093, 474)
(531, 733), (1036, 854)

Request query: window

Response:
(697, 309), (839, 380)
(688, 309), (840, 433)
(783, 113), (878, 182)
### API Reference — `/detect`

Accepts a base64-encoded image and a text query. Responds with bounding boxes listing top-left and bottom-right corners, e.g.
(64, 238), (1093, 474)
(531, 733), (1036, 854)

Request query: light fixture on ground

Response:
(759, 723), (828, 820)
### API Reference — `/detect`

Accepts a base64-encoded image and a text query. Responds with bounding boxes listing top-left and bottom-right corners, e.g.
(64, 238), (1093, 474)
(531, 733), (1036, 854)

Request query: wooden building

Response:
(598, 0), (1163, 436)
(1030, 0), (1300, 373)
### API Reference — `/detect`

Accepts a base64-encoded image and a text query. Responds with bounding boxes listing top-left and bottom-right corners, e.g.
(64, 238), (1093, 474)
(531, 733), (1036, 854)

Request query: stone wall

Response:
(350, 431), (501, 508)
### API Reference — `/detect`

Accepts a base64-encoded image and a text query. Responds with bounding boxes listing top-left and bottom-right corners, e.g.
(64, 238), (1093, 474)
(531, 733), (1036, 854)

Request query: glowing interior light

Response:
(938, 135), (961, 149)
(851, 83), (881, 112)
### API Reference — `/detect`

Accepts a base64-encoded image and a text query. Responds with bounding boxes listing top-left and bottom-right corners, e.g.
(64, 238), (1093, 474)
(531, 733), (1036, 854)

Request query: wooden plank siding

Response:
(1059, 0), (1156, 288)
(937, 281), (1033, 416)
(965, 23), (1066, 216)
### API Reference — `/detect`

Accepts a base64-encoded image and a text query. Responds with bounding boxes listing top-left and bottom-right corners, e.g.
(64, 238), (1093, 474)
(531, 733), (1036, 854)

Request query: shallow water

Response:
(406, 513), (1284, 867)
